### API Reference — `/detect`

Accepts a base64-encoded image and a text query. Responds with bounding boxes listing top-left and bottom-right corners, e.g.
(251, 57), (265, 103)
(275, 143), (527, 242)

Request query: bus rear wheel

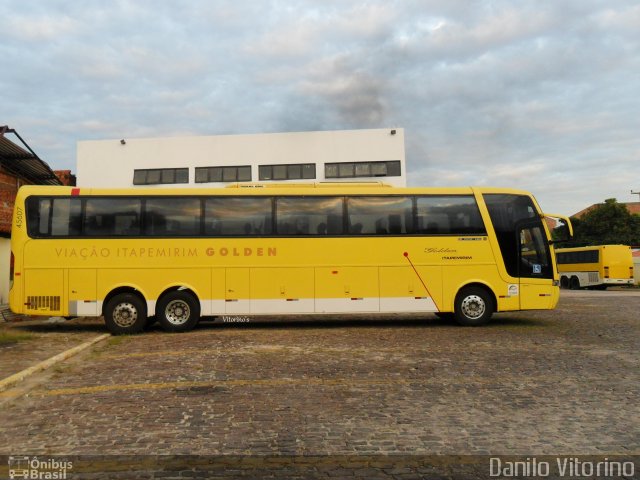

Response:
(157, 291), (200, 333)
(104, 293), (147, 335)
(569, 277), (581, 290)
(454, 287), (494, 326)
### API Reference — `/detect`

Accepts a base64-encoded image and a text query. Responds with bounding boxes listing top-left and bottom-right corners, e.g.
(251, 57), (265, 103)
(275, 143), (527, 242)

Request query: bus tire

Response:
(454, 286), (494, 326)
(104, 293), (147, 335)
(560, 276), (569, 289)
(569, 276), (580, 290)
(157, 291), (200, 333)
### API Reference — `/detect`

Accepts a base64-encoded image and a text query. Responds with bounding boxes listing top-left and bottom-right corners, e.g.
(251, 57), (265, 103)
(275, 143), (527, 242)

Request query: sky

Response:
(1, 0), (639, 215)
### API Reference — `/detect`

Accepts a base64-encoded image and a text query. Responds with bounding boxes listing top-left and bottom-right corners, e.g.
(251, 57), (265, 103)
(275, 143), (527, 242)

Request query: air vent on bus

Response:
(26, 296), (61, 311)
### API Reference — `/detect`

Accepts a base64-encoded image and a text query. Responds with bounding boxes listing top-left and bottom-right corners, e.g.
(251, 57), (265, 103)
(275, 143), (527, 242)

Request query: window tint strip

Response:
(25, 194), (487, 238)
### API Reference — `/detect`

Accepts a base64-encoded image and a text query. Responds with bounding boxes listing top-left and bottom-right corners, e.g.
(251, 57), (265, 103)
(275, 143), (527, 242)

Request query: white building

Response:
(77, 128), (406, 188)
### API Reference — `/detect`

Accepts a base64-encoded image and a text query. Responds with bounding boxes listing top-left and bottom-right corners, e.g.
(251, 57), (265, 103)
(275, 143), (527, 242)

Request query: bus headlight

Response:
(552, 280), (560, 287)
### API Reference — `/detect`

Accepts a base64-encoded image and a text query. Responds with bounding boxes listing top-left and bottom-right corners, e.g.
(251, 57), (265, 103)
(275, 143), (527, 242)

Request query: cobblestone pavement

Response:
(0, 291), (638, 478)
(0, 317), (104, 380)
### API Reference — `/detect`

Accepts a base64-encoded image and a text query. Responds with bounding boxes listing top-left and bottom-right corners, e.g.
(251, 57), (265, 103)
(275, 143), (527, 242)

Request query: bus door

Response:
(517, 220), (554, 310)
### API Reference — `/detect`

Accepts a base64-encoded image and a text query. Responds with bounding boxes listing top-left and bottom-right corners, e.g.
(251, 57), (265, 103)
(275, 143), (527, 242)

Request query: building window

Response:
(325, 161), (401, 179)
(133, 168), (189, 185)
(195, 166), (251, 183)
(259, 163), (316, 181)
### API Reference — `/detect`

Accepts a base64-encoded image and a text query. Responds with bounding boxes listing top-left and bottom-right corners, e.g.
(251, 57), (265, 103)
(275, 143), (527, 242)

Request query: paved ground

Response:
(0, 316), (103, 380)
(0, 290), (638, 478)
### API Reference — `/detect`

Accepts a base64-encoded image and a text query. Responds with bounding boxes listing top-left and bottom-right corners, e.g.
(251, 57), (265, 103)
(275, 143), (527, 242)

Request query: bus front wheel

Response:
(157, 291), (200, 333)
(104, 293), (147, 335)
(454, 287), (494, 326)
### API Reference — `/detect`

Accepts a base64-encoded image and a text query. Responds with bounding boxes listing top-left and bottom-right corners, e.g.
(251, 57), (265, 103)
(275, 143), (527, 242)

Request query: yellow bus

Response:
(556, 245), (634, 289)
(9, 184), (572, 334)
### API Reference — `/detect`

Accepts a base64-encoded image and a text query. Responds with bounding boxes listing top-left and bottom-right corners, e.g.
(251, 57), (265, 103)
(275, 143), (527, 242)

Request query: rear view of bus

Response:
(556, 245), (635, 289)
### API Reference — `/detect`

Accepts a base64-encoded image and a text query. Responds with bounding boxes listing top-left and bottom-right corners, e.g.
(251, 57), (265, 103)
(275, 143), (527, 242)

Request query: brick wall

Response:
(0, 168), (21, 236)
(54, 170), (76, 186)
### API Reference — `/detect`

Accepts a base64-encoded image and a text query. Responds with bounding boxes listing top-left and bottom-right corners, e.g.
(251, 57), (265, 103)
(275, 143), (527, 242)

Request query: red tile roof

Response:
(572, 202), (640, 218)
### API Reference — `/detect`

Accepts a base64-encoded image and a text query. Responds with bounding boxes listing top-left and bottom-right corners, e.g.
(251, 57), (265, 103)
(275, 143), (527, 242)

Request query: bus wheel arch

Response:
(156, 286), (201, 333)
(103, 287), (148, 335)
(453, 283), (496, 327)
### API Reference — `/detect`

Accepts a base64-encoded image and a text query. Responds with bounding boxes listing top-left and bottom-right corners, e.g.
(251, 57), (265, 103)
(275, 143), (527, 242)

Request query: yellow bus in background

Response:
(10, 184), (571, 334)
(556, 245), (634, 289)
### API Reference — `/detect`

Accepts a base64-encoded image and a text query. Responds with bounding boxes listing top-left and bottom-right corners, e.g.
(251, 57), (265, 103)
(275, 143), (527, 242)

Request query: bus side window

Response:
(205, 197), (273, 236)
(145, 198), (199, 236)
(26, 197), (52, 237)
(415, 196), (485, 235)
(85, 198), (141, 237)
(347, 196), (412, 235)
(276, 197), (343, 236)
(327, 214), (343, 235)
(52, 198), (82, 236)
(374, 218), (387, 234)
(388, 214), (402, 234)
(426, 214), (449, 234)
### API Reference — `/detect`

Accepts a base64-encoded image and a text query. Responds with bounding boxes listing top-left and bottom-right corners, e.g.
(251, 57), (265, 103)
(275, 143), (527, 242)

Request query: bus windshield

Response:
(483, 194), (553, 279)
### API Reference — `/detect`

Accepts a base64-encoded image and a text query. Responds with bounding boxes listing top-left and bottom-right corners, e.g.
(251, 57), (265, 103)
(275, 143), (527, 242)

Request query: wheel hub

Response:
(461, 295), (485, 319)
(165, 300), (190, 325)
(113, 303), (138, 327)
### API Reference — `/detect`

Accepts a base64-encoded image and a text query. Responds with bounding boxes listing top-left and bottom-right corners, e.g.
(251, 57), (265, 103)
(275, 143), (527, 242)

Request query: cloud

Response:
(5, 13), (80, 41)
(297, 56), (388, 126)
(0, 0), (638, 215)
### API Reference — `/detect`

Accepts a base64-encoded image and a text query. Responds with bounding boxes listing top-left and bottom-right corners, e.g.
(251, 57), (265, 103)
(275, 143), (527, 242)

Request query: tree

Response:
(557, 198), (640, 246)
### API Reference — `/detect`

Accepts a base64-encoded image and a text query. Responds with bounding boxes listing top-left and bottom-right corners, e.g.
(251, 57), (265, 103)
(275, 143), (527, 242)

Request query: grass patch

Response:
(0, 331), (35, 346)
(107, 335), (132, 347)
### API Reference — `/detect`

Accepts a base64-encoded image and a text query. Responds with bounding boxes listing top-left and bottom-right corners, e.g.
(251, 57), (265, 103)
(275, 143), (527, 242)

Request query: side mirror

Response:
(551, 219), (572, 244)
(543, 213), (573, 243)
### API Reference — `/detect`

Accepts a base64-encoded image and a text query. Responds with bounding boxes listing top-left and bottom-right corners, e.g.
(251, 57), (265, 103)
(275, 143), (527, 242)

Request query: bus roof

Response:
(15, 184), (535, 198)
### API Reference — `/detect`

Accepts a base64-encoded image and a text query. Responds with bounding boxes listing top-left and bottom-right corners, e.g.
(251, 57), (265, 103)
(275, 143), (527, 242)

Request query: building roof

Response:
(572, 202), (640, 218)
(0, 126), (61, 185)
